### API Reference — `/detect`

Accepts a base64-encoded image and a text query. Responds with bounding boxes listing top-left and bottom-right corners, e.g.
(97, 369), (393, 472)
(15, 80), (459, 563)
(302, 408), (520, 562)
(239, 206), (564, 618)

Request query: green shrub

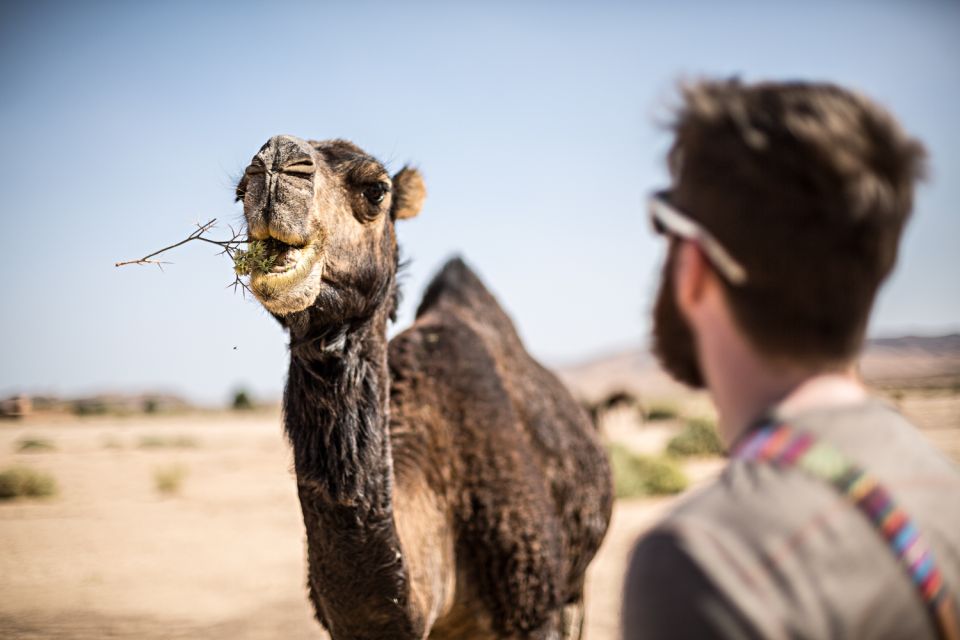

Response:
(138, 435), (198, 449)
(666, 418), (724, 457)
(231, 389), (254, 411)
(607, 444), (688, 498)
(16, 437), (56, 453)
(72, 399), (107, 416)
(0, 466), (58, 499)
(232, 240), (276, 276)
(154, 465), (187, 495)
(645, 402), (680, 422)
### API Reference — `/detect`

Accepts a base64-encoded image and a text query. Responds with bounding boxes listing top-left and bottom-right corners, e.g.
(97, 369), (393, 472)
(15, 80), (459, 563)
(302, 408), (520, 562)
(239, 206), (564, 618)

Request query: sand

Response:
(1, 392), (957, 639)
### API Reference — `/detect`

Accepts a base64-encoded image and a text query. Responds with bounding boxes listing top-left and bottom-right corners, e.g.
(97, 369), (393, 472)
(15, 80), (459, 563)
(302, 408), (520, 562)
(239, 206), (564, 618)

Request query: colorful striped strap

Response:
(734, 422), (960, 640)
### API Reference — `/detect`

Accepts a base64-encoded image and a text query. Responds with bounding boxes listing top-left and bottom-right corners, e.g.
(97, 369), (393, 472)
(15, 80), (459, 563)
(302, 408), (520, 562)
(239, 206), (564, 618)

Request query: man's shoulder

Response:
(630, 398), (960, 639)
(659, 454), (827, 541)
(663, 398), (960, 536)
(656, 399), (960, 564)
(623, 460), (845, 640)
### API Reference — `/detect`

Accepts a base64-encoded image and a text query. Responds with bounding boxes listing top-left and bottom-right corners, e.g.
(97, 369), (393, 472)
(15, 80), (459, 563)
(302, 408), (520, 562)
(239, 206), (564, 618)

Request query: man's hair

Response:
(667, 78), (927, 365)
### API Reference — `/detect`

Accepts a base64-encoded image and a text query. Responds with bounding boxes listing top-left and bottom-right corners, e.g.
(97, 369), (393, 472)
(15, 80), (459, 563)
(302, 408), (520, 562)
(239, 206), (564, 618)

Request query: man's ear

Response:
(674, 240), (711, 317)
(391, 166), (426, 220)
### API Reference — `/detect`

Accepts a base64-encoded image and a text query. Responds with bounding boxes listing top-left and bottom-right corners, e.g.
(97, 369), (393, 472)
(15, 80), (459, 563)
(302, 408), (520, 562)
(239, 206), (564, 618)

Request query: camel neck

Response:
(284, 307), (393, 504)
(282, 306), (420, 638)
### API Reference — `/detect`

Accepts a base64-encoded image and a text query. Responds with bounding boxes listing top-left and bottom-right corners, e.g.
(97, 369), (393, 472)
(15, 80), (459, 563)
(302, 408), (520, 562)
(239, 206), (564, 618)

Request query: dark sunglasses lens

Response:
(651, 216), (667, 235)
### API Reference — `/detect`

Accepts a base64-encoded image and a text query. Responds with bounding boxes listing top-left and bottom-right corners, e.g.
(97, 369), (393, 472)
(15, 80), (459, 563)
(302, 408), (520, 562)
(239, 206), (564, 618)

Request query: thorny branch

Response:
(114, 218), (254, 295)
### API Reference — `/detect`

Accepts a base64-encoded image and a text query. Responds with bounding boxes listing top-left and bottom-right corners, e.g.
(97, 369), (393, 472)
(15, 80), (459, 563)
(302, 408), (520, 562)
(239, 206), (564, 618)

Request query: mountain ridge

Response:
(558, 334), (960, 400)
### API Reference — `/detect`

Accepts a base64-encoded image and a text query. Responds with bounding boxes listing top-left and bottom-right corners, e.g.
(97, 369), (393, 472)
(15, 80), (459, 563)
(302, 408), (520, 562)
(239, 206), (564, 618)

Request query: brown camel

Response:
(235, 135), (613, 639)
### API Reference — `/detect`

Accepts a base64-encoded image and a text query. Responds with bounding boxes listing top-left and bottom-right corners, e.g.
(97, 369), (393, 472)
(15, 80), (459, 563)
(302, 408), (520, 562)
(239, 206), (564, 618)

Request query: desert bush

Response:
(607, 444), (688, 498)
(138, 435), (199, 449)
(16, 437), (56, 453)
(887, 388), (905, 405)
(102, 436), (124, 450)
(666, 418), (724, 457)
(0, 466), (58, 499)
(645, 402), (680, 422)
(231, 389), (254, 411)
(72, 399), (107, 416)
(154, 464), (187, 495)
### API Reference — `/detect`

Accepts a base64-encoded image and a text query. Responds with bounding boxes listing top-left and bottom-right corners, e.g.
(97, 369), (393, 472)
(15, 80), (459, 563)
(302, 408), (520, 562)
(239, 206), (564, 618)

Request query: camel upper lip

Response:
(263, 237), (304, 251)
(250, 233), (307, 248)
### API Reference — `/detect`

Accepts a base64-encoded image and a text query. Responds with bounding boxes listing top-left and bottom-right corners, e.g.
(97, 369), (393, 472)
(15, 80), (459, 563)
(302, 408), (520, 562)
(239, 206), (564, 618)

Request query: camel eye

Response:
(363, 183), (389, 205)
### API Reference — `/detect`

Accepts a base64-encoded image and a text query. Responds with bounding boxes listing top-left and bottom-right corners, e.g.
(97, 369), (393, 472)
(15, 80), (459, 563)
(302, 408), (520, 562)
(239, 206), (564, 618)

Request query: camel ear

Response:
(391, 166), (425, 220)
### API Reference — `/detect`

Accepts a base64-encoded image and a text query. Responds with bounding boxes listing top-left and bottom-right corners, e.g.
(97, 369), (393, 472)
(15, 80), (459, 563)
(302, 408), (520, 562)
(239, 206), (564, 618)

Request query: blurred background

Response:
(1, 2), (958, 639)
(1, 0), (958, 406)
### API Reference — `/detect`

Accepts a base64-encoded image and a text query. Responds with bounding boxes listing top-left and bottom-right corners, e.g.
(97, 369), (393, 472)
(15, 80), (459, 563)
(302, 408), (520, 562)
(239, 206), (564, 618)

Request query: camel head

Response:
(236, 136), (425, 322)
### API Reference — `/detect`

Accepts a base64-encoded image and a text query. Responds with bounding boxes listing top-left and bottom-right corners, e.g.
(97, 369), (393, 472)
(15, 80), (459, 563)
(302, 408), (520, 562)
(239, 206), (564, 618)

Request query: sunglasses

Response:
(648, 191), (748, 286)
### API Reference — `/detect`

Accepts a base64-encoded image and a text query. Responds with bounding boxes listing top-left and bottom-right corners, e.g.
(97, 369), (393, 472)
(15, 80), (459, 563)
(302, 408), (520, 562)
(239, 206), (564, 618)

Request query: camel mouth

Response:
(249, 239), (323, 300)
(263, 238), (311, 274)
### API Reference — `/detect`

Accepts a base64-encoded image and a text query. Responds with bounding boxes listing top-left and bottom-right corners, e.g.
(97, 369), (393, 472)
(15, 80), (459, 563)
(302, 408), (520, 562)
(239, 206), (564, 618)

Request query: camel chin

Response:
(250, 245), (325, 316)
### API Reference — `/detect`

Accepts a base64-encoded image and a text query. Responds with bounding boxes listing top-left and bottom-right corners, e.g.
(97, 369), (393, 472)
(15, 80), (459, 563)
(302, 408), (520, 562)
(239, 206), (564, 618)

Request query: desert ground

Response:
(1, 386), (957, 640)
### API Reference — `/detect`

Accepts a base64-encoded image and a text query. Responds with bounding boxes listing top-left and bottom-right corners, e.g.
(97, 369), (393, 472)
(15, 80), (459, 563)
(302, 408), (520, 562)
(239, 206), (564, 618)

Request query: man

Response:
(622, 79), (960, 639)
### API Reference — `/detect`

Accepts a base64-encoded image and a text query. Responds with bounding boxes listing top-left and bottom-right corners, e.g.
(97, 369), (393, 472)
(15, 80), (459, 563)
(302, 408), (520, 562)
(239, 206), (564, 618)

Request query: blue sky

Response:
(1, 0), (958, 404)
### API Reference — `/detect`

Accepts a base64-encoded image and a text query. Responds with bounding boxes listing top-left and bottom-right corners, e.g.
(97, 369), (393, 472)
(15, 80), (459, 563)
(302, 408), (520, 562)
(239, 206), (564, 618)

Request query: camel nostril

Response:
(282, 159), (315, 175)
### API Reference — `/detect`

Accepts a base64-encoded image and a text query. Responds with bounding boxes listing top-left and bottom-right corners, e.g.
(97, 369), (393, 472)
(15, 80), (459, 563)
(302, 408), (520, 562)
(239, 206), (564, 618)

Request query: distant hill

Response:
(558, 334), (960, 401)
(860, 333), (960, 389)
(0, 392), (194, 419)
(867, 334), (960, 353)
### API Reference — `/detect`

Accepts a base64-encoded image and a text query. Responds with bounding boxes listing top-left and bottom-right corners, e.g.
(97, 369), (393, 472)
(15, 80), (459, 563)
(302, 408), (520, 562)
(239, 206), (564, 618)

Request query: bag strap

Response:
(733, 422), (960, 640)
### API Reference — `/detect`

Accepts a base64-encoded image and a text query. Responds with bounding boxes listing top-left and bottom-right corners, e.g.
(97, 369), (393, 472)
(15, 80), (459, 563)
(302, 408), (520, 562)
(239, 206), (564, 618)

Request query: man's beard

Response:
(652, 255), (706, 389)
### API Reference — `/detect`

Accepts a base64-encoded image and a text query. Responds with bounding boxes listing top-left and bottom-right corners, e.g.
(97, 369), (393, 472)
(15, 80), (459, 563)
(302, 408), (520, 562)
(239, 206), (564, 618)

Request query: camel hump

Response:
(415, 257), (513, 327)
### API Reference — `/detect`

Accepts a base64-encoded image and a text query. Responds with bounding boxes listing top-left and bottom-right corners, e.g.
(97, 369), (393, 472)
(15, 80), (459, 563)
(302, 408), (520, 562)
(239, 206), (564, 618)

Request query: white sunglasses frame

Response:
(648, 193), (748, 286)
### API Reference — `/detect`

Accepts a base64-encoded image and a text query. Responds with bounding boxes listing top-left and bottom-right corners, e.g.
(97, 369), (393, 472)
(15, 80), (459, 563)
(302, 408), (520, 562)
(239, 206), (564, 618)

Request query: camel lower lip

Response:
(250, 243), (322, 295)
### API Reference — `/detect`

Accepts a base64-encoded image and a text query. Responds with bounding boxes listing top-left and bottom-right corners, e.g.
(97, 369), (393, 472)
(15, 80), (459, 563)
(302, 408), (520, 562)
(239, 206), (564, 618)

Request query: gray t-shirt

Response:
(623, 398), (960, 639)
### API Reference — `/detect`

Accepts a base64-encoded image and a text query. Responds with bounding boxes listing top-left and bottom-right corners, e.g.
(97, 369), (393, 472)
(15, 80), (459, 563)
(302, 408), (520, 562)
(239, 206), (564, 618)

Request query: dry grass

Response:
(153, 464), (187, 496)
(138, 435), (199, 450)
(16, 438), (57, 453)
(102, 436), (124, 450)
(0, 466), (58, 500)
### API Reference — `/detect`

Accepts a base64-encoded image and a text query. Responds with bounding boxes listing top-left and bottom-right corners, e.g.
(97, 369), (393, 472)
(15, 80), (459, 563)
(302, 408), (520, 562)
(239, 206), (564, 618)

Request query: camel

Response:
(235, 135), (613, 639)
(582, 390), (643, 428)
